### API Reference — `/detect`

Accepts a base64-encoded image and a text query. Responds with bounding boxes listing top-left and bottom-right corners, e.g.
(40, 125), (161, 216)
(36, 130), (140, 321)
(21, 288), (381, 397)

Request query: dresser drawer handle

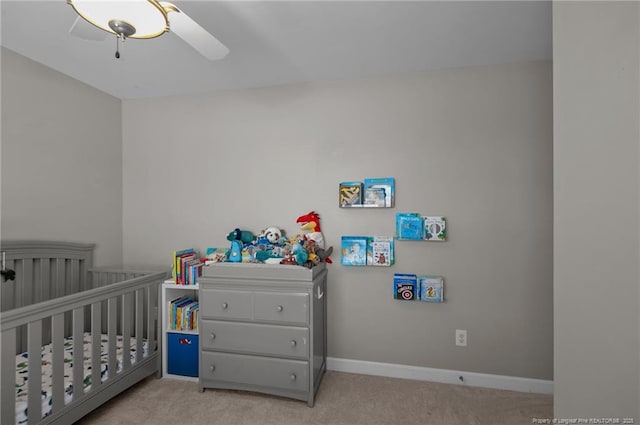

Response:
(210, 333), (216, 340)
(290, 373), (296, 381)
(210, 365), (216, 373)
(276, 305), (283, 312)
(222, 302), (228, 309)
(290, 340), (297, 347)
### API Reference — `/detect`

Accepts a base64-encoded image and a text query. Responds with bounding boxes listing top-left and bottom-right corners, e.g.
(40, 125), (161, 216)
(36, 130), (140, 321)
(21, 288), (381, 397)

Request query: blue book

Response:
(341, 236), (368, 266)
(396, 213), (424, 240)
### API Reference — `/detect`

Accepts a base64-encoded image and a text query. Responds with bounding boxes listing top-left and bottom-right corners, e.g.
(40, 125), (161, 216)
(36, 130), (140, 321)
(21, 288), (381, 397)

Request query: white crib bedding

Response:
(15, 333), (148, 424)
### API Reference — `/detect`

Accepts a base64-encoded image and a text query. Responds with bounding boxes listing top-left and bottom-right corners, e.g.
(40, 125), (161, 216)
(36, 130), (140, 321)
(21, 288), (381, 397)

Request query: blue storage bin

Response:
(167, 332), (199, 377)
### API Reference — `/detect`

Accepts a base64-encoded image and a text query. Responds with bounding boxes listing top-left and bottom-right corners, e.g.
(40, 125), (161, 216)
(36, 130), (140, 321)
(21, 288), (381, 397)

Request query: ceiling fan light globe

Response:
(67, 0), (169, 39)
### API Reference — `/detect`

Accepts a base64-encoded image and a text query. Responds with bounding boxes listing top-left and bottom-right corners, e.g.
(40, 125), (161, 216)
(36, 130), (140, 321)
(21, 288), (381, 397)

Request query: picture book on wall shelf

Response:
(341, 236), (368, 266)
(393, 273), (417, 300)
(339, 181), (363, 207)
(366, 236), (394, 266)
(424, 216), (447, 241)
(363, 177), (395, 207)
(418, 275), (444, 302)
(396, 213), (424, 240)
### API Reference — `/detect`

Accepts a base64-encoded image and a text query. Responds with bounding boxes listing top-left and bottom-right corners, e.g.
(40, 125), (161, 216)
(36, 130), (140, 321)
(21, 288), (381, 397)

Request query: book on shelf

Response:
(423, 216), (447, 241)
(172, 248), (194, 284)
(418, 276), (444, 302)
(172, 248), (205, 285)
(393, 273), (418, 301)
(363, 177), (395, 207)
(168, 295), (188, 329)
(366, 236), (394, 266)
(185, 258), (204, 285)
(168, 295), (199, 331)
(339, 181), (363, 207)
(340, 236), (368, 266)
(396, 213), (424, 240)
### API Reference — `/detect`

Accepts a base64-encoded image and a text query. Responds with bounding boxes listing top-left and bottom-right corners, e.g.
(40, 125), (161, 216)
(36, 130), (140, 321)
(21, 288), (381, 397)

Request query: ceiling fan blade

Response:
(162, 2), (229, 61)
(69, 16), (107, 41)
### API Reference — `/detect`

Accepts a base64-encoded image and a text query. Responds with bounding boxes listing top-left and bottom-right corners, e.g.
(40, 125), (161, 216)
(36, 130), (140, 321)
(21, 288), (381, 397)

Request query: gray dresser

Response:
(198, 262), (327, 406)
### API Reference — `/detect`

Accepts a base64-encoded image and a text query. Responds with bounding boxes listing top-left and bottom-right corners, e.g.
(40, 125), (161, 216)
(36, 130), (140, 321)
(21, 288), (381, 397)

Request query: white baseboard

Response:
(326, 357), (553, 395)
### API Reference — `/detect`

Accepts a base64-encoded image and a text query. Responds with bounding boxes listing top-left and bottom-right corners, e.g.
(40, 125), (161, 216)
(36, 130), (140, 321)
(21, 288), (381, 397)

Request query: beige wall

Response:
(1, 48), (123, 266)
(123, 61), (553, 379)
(554, 1), (640, 420)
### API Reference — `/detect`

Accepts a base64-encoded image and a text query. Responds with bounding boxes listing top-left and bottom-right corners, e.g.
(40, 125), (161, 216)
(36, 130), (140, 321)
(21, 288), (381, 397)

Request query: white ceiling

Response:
(1, 1), (552, 100)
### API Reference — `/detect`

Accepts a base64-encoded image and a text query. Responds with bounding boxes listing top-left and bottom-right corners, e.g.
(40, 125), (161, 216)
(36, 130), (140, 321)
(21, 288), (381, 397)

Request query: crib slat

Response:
(79, 258), (88, 291)
(136, 288), (144, 362)
(108, 297), (117, 378)
(22, 258), (34, 306)
(73, 307), (84, 401)
(51, 313), (65, 414)
(69, 259), (78, 295)
(122, 292), (133, 370)
(55, 258), (65, 298)
(27, 320), (43, 424)
(15, 259), (24, 308)
(1, 328), (16, 425)
(15, 261), (26, 353)
(91, 302), (102, 391)
(40, 258), (51, 302)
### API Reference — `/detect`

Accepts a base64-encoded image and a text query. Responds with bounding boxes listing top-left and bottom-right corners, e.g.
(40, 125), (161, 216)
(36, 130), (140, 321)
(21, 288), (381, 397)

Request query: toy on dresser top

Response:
(222, 212), (333, 268)
(225, 226), (285, 263)
(294, 211), (333, 265)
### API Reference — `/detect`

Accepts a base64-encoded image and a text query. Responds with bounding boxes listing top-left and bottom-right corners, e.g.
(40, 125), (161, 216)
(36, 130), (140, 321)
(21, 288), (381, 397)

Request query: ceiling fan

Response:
(67, 0), (229, 60)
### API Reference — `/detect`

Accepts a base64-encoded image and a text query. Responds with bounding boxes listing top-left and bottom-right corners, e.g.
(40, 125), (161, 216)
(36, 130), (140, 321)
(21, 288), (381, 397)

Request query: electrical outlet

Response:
(456, 329), (467, 347)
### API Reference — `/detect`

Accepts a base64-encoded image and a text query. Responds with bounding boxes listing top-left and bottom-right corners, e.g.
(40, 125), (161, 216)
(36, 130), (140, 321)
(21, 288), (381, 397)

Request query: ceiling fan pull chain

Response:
(115, 35), (121, 59)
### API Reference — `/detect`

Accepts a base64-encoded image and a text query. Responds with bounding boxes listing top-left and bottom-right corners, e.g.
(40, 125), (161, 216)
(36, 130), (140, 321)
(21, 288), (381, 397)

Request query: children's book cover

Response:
(366, 236), (394, 266)
(396, 213), (424, 240)
(393, 273), (417, 300)
(204, 247), (228, 263)
(424, 216), (447, 241)
(339, 181), (363, 207)
(341, 236), (368, 266)
(363, 177), (395, 207)
(418, 276), (444, 302)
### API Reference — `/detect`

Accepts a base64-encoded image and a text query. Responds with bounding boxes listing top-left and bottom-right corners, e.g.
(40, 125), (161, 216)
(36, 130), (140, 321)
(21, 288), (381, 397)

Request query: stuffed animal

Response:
(291, 242), (309, 265)
(262, 226), (285, 246)
(255, 226), (285, 247)
(296, 212), (333, 264)
(1, 268), (15, 282)
(296, 211), (326, 249)
(228, 240), (243, 262)
(302, 239), (334, 268)
(226, 228), (256, 245)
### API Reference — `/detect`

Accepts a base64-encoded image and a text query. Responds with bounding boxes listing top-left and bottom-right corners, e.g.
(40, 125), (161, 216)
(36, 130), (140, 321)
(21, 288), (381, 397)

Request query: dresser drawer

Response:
(254, 291), (308, 324)
(201, 351), (309, 392)
(201, 320), (309, 359)
(200, 289), (252, 320)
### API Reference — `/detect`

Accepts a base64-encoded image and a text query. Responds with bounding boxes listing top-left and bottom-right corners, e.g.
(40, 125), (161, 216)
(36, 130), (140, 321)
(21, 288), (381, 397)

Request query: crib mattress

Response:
(15, 333), (148, 424)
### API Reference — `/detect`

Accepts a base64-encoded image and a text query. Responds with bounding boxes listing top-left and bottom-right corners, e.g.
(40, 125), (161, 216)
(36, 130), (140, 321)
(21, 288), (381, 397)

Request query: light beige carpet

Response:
(77, 371), (552, 425)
